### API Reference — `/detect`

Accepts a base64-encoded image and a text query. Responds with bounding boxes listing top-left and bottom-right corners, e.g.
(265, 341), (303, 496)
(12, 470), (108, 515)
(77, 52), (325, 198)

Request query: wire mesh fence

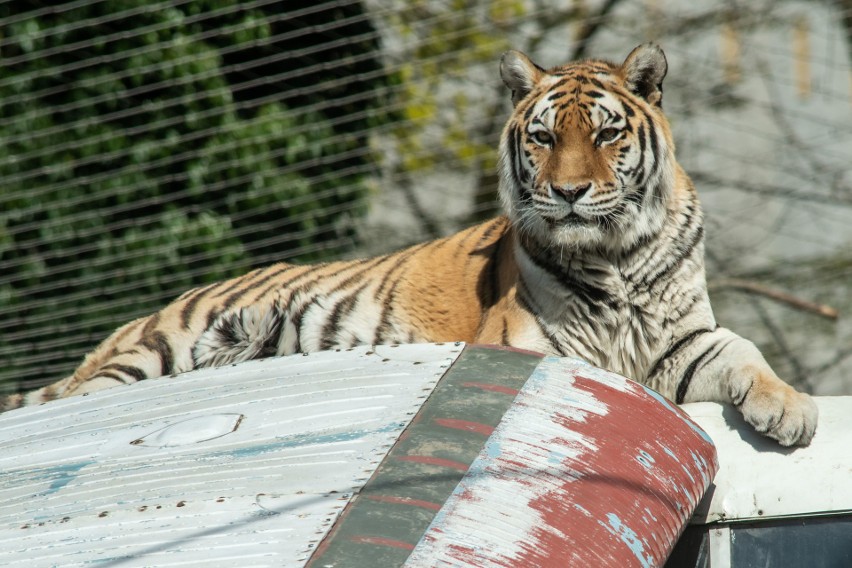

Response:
(1, 0), (850, 396)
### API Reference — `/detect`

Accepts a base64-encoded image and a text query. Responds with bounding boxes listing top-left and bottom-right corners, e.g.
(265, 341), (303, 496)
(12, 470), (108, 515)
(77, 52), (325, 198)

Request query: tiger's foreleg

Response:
(649, 327), (818, 446)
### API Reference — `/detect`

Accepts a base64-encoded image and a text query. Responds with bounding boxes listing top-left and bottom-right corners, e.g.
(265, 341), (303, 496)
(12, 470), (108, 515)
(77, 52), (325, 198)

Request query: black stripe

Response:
(642, 224), (704, 291)
(475, 226), (507, 309)
(647, 327), (715, 380)
(223, 263), (312, 310)
(644, 112), (661, 184)
(180, 282), (221, 329)
(633, 122), (647, 180)
(99, 363), (148, 383)
(515, 277), (568, 356)
(509, 126), (532, 192)
(676, 338), (732, 404)
(94, 371), (128, 383)
(328, 256), (387, 295)
(374, 278), (403, 344)
(320, 283), (369, 350)
(519, 240), (613, 309)
(139, 331), (175, 376)
(374, 243), (428, 300)
(212, 267), (264, 299)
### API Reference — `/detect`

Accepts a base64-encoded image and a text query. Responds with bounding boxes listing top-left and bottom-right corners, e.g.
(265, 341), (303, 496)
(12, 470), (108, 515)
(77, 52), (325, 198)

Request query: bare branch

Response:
(570, 0), (625, 61)
(709, 278), (839, 320)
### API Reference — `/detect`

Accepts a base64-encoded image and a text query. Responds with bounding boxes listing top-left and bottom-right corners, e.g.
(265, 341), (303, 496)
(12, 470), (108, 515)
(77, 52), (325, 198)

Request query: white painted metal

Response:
(707, 525), (732, 568)
(684, 396), (852, 523)
(0, 343), (463, 568)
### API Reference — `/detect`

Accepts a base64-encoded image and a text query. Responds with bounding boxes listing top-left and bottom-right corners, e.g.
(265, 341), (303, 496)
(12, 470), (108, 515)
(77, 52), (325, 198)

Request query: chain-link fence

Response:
(1, 0), (850, 396)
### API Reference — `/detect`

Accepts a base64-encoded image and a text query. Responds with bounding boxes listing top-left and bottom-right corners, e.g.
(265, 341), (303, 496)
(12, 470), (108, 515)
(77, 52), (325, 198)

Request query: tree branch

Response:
(708, 277), (839, 320)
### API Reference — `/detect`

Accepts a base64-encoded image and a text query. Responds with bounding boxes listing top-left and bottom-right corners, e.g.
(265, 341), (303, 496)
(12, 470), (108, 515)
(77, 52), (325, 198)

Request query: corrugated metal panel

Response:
(404, 357), (717, 568)
(0, 343), (463, 568)
(308, 345), (543, 567)
(684, 396), (852, 523)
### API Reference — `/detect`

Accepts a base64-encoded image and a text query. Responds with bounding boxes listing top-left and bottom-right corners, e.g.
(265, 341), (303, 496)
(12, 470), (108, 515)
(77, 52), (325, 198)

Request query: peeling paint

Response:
(602, 513), (653, 568)
(31, 460), (95, 497)
(406, 356), (717, 568)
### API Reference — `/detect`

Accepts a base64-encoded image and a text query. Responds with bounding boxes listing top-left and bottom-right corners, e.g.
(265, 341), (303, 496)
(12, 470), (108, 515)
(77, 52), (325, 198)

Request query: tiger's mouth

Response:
(542, 210), (595, 228)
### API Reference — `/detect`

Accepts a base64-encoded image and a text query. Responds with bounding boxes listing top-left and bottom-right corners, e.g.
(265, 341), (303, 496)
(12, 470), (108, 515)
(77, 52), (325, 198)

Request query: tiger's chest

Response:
(517, 268), (674, 382)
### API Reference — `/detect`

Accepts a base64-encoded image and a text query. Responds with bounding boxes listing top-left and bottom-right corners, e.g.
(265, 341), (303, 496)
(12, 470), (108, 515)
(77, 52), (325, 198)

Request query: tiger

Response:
(2, 44), (817, 447)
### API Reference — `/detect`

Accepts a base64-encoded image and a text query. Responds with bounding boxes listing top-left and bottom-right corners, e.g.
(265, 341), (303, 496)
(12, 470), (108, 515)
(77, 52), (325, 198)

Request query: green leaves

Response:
(0, 1), (388, 392)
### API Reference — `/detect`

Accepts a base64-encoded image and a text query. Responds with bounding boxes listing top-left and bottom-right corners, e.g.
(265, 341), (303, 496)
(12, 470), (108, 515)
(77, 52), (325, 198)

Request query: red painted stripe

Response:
(349, 535), (416, 550)
(396, 455), (470, 472)
(461, 381), (521, 396)
(434, 418), (495, 436)
(365, 494), (443, 511)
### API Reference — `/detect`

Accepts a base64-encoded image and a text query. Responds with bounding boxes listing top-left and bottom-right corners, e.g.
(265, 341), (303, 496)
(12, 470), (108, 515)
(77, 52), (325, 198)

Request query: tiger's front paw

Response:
(730, 368), (818, 446)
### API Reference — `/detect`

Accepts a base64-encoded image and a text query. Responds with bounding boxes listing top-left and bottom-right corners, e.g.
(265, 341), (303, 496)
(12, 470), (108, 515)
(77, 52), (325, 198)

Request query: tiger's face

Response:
(499, 44), (677, 252)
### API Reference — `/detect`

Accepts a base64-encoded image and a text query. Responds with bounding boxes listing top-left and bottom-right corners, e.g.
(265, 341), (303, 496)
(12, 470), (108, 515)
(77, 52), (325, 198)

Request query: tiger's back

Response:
(5, 218), (513, 407)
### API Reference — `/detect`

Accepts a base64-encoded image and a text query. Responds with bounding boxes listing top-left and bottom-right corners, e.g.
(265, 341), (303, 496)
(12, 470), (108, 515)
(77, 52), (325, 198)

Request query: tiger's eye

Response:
(596, 127), (621, 145)
(530, 131), (554, 147)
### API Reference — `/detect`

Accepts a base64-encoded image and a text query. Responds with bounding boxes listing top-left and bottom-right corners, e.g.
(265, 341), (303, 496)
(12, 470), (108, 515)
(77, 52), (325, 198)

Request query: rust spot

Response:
(176, 501), (186, 507)
(98, 511), (108, 518)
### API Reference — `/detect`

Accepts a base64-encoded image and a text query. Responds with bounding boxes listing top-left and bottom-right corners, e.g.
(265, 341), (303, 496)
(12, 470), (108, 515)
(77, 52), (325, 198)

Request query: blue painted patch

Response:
(31, 460), (95, 497)
(636, 450), (655, 470)
(601, 513), (654, 568)
(207, 421), (406, 460)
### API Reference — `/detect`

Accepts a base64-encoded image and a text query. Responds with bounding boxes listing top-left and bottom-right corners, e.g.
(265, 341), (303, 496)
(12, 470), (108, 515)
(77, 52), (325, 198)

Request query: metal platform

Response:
(0, 343), (718, 567)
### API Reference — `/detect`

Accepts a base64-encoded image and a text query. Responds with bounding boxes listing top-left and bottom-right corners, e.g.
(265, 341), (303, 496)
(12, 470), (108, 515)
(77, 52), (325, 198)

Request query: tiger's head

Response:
(498, 44), (677, 253)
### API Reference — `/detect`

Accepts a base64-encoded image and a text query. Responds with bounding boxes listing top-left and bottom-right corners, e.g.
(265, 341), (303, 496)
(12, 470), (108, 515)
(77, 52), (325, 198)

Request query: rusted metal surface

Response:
(307, 345), (543, 567)
(404, 357), (718, 568)
(684, 396), (852, 523)
(0, 344), (461, 567)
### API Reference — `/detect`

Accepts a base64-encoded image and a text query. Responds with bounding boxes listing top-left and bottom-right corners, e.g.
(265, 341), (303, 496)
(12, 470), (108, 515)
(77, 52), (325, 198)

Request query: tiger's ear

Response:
(622, 43), (668, 106)
(501, 50), (544, 106)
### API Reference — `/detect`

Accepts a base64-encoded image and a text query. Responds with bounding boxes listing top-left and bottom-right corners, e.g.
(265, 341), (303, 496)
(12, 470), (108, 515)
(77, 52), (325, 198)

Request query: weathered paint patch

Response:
(406, 356), (717, 568)
(207, 422), (406, 460)
(31, 461), (95, 497)
(433, 418), (495, 436)
(306, 345), (544, 568)
(602, 513), (653, 568)
(364, 495), (444, 511)
(460, 382), (521, 396)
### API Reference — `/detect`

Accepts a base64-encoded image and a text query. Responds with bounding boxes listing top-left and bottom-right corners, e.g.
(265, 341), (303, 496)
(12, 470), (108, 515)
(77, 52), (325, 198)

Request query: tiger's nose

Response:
(552, 182), (591, 203)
